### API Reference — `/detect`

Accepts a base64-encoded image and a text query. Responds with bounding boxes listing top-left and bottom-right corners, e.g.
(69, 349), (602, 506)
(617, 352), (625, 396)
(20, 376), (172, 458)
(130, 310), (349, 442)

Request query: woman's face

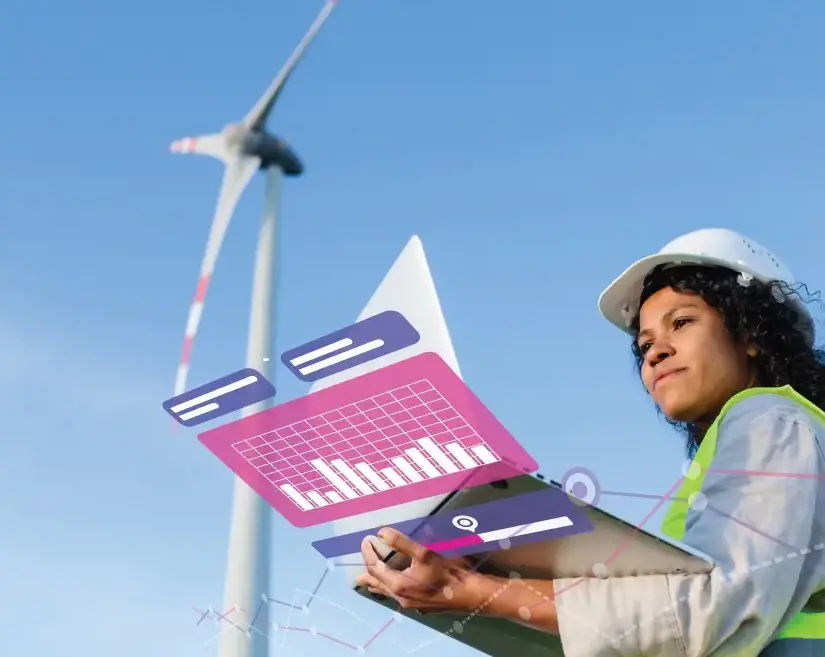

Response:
(637, 286), (754, 423)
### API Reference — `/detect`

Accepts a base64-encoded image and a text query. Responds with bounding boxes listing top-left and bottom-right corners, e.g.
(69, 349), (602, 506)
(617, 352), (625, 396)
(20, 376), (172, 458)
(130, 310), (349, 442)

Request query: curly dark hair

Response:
(629, 265), (825, 457)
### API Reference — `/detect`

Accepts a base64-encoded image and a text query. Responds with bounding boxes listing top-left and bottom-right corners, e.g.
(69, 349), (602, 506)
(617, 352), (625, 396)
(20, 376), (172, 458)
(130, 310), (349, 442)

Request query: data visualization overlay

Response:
(198, 352), (538, 526)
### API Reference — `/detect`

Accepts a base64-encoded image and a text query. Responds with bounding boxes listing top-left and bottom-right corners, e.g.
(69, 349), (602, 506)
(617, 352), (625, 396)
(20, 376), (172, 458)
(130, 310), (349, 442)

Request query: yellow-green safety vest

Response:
(660, 385), (825, 647)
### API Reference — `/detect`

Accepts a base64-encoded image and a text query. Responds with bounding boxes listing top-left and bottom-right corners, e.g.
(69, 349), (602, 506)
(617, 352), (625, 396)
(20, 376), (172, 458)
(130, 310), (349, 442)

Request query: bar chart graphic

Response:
(198, 352), (538, 526)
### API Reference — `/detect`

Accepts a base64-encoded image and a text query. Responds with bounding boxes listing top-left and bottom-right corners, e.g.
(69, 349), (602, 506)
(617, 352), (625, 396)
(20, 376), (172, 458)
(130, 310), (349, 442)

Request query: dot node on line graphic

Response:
(560, 466), (602, 506)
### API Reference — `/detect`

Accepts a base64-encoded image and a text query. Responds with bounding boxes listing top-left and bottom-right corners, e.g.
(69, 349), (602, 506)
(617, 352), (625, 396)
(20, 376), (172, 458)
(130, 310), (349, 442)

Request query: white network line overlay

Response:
(192, 564), (438, 654)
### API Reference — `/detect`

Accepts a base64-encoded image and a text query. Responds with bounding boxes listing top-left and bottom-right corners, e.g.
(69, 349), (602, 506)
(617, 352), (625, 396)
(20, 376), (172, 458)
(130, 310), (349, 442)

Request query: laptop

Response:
(350, 472), (712, 657)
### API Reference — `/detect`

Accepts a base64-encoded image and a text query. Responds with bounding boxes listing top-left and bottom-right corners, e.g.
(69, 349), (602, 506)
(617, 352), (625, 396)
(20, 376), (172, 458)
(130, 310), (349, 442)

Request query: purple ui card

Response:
(163, 368), (276, 427)
(312, 487), (593, 558)
(281, 311), (420, 383)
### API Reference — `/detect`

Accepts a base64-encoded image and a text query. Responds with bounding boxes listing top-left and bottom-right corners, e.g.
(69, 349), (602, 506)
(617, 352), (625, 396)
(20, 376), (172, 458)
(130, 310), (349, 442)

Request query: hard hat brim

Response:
(598, 252), (760, 335)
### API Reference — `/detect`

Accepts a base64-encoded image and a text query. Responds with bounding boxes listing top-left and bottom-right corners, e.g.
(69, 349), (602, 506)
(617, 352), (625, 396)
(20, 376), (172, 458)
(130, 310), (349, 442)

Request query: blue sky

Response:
(1, 0), (824, 655)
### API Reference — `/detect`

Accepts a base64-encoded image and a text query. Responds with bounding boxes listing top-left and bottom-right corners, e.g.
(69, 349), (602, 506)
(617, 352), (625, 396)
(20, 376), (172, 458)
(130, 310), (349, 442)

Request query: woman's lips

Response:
(654, 368), (685, 388)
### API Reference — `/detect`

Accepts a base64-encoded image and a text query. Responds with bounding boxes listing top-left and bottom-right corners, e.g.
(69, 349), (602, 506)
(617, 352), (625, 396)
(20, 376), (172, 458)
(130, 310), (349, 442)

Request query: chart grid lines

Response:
(231, 378), (502, 510)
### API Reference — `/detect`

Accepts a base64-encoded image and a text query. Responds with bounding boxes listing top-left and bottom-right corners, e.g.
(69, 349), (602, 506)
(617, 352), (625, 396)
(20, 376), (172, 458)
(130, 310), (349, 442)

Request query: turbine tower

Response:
(169, 3), (340, 656)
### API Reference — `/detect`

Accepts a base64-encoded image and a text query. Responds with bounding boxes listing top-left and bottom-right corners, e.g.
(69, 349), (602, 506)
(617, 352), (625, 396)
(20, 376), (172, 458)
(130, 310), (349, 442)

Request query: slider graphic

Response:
(423, 514), (574, 552)
(163, 367), (276, 427)
(312, 487), (593, 559)
(281, 311), (420, 382)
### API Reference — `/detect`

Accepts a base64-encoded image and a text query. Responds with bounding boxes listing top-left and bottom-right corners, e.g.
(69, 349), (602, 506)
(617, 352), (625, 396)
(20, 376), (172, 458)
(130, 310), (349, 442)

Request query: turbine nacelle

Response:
(243, 132), (304, 176)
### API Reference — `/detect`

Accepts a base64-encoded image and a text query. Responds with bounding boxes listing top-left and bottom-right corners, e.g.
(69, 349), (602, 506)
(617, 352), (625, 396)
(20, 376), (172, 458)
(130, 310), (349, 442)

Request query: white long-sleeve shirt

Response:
(553, 392), (825, 656)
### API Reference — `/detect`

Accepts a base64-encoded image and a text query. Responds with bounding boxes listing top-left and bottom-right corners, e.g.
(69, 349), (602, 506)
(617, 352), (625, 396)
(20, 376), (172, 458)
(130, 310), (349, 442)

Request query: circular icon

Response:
(681, 459), (702, 480)
(452, 515), (479, 532)
(592, 562), (609, 578)
(560, 467), (602, 506)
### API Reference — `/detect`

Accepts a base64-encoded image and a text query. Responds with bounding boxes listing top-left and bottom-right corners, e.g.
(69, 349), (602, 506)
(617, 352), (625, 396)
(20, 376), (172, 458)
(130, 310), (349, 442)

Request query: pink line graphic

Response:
(198, 352), (538, 527)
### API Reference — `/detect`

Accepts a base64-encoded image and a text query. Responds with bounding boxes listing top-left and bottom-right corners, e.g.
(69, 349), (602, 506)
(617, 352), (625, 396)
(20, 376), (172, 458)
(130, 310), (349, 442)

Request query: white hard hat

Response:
(598, 228), (813, 342)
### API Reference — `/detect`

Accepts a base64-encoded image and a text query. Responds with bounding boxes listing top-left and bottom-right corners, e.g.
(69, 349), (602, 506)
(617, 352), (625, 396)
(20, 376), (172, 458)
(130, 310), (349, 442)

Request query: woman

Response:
(357, 228), (825, 656)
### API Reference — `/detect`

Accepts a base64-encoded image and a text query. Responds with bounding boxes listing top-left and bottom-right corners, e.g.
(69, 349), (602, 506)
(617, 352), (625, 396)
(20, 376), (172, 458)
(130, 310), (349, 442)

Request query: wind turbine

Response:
(169, 2), (340, 656)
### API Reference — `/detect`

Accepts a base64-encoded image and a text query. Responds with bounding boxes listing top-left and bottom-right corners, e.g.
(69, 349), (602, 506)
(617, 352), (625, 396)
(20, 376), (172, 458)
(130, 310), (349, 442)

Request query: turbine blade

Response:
(170, 133), (229, 162)
(242, 0), (339, 130)
(174, 155), (262, 395)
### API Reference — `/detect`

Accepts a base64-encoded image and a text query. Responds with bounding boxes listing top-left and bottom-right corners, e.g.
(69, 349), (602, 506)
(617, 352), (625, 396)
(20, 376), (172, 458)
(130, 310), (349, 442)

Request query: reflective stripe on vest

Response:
(659, 385), (825, 643)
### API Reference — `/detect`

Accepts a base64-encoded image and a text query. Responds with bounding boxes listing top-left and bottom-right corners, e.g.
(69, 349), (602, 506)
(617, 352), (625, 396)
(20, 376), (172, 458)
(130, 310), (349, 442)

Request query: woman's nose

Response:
(646, 340), (675, 365)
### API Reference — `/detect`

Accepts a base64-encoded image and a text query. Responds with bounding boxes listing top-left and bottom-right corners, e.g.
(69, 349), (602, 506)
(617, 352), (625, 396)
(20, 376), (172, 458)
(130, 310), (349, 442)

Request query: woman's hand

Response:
(355, 527), (495, 613)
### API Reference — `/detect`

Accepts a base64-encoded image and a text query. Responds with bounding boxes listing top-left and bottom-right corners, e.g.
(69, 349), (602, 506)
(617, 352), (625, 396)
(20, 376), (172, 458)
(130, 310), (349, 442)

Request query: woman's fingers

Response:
(360, 537), (414, 594)
(357, 571), (428, 609)
(355, 571), (388, 590)
(359, 531), (464, 604)
(356, 572), (394, 597)
(377, 528), (435, 563)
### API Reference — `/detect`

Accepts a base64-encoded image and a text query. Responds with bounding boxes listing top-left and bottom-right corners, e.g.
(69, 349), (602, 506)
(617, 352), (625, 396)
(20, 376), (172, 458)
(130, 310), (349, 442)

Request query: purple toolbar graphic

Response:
(311, 487), (593, 558)
(281, 311), (420, 383)
(163, 368), (276, 427)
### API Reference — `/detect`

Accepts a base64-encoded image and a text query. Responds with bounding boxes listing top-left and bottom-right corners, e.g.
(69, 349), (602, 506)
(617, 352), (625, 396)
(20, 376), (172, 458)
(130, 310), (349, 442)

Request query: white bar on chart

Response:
(332, 459), (373, 496)
(307, 491), (328, 507)
(392, 457), (423, 483)
(405, 448), (440, 478)
(471, 445), (499, 465)
(354, 462), (389, 491)
(381, 467), (406, 487)
(417, 438), (459, 474)
(312, 459), (359, 499)
(326, 491), (343, 503)
(281, 484), (313, 511)
(446, 442), (479, 469)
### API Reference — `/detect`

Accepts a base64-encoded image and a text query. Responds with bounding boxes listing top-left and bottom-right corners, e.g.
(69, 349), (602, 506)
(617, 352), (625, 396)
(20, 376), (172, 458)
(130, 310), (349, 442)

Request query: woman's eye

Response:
(639, 341), (652, 354)
(673, 317), (693, 330)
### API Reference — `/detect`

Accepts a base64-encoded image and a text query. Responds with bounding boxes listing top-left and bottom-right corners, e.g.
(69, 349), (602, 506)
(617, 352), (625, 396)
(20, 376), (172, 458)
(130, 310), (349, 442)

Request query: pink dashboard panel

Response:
(199, 352), (538, 527)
